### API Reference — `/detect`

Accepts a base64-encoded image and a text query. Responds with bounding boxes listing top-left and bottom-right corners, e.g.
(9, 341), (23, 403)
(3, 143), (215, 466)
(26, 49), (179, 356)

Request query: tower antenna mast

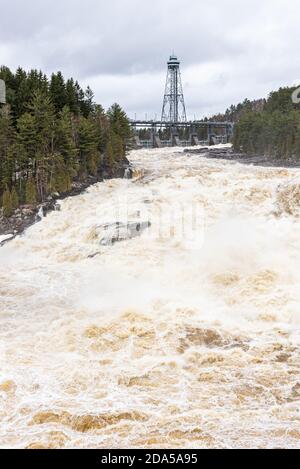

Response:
(161, 55), (187, 122)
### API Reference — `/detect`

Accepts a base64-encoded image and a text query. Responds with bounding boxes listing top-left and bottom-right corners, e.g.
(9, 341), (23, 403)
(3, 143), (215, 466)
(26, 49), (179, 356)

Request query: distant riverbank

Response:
(185, 145), (300, 168)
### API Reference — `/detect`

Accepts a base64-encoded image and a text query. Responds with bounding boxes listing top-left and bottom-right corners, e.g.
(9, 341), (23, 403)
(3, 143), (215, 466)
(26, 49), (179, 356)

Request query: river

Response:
(1, 145), (300, 448)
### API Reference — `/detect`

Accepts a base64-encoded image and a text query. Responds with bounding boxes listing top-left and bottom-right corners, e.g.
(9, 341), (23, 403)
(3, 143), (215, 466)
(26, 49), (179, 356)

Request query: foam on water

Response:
(1, 145), (300, 448)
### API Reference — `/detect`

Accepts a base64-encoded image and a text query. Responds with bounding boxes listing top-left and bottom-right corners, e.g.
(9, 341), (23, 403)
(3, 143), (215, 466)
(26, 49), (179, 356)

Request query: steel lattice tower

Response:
(161, 55), (187, 123)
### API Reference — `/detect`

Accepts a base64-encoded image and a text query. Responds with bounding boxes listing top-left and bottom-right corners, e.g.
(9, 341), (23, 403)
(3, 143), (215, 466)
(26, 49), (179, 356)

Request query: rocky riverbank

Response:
(0, 158), (132, 246)
(185, 145), (300, 168)
(3, 145), (299, 246)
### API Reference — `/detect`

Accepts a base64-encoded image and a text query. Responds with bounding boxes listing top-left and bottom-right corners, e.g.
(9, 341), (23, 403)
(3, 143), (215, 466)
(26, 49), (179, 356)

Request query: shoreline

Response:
(2, 146), (300, 246)
(185, 146), (300, 168)
(0, 159), (132, 246)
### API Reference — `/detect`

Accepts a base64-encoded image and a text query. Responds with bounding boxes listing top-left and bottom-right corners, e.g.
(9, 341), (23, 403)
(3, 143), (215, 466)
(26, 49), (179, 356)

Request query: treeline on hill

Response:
(233, 86), (300, 158)
(0, 66), (131, 217)
(207, 98), (265, 123)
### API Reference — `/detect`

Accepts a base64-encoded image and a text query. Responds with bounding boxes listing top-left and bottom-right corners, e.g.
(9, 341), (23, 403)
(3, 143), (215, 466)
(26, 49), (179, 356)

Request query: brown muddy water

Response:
(1, 145), (300, 448)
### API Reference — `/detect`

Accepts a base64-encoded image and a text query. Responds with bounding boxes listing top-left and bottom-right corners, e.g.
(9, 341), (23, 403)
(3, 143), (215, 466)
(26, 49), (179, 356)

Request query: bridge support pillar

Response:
(174, 135), (181, 146)
(226, 124), (233, 143)
(134, 135), (142, 148)
(170, 125), (179, 146)
(153, 135), (162, 148)
(130, 120), (234, 148)
(191, 134), (200, 146)
(207, 124), (213, 145)
(170, 133), (180, 146)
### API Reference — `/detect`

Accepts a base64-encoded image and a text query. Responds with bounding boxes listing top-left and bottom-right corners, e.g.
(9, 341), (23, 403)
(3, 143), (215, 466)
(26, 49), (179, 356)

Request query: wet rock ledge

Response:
(185, 146), (300, 168)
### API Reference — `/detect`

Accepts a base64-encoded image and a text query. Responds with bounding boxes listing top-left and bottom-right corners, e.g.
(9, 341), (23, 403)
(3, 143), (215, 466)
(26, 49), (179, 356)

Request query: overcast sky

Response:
(1, 0), (299, 119)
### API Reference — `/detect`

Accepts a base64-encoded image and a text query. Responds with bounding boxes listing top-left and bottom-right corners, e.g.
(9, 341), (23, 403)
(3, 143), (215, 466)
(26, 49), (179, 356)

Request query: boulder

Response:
(98, 221), (151, 246)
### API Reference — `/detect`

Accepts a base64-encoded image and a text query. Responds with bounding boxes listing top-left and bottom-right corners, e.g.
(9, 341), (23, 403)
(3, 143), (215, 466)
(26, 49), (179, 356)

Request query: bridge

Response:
(131, 120), (234, 148)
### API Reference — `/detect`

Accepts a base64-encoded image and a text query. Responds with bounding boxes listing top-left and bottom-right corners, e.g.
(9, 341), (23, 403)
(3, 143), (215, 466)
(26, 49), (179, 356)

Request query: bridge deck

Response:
(130, 120), (233, 128)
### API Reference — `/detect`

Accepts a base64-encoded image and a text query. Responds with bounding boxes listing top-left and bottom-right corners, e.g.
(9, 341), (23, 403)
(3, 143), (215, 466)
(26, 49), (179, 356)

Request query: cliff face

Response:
(0, 155), (132, 243)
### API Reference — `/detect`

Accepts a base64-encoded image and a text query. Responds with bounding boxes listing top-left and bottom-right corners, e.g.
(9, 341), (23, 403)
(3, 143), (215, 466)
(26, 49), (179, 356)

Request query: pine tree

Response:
(93, 105), (110, 152)
(75, 81), (86, 116)
(2, 188), (12, 217)
(66, 78), (80, 115)
(0, 107), (15, 196)
(107, 103), (131, 144)
(84, 86), (95, 116)
(105, 141), (115, 168)
(28, 90), (55, 154)
(14, 67), (30, 119)
(111, 131), (124, 162)
(49, 72), (67, 112)
(55, 106), (78, 177)
(49, 153), (71, 193)
(25, 178), (37, 204)
(11, 186), (19, 209)
(17, 112), (37, 159)
(77, 117), (99, 178)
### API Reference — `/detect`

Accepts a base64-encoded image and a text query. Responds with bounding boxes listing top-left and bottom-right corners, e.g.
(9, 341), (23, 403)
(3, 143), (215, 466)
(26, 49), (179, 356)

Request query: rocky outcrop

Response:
(185, 146), (300, 168)
(0, 199), (60, 246)
(98, 221), (151, 246)
(101, 155), (133, 179)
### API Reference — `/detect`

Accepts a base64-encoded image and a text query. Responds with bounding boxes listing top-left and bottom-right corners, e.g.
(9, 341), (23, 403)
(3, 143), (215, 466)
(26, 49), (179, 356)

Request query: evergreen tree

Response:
(0, 107), (15, 193)
(55, 106), (78, 177)
(66, 78), (80, 115)
(83, 86), (95, 116)
(75, 81), (86, 116)
(77, 117), (99, 177)
(93, 104), (110, 152)
(111, 131), (124, 162)
(17, 112), (37, 160)
(14, 67), (30, 119)
(25, 178), (37, 204)
(50, 153), (72, 193)
(2, 188), (12, 217)
(28, 90), (55, 154)
(233, 85), (300, 159)
(11, 186), (19, 209)
(105, 141), (115, 168)
(49, 71), (67, 112)
(0, 65), (129, 213)
(107, 103), (131, 145)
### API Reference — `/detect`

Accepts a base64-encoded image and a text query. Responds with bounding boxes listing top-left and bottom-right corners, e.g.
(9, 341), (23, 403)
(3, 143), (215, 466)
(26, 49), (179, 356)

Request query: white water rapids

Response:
(1, 145), (300, 449)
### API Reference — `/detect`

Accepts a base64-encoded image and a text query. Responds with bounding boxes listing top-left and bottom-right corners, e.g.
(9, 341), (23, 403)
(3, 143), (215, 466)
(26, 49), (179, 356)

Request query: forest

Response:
(208, 98), (266, 123)
(232, 86), (300, 158)
(0, 66), (131, 217)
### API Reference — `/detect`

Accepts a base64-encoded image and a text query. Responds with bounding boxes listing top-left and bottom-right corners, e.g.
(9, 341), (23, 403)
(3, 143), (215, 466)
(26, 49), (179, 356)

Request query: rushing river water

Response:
(1, 145), (300, 449)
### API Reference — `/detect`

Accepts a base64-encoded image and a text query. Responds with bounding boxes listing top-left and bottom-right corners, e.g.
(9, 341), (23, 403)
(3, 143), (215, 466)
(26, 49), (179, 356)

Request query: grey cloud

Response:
(1, 0), (300, 118)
